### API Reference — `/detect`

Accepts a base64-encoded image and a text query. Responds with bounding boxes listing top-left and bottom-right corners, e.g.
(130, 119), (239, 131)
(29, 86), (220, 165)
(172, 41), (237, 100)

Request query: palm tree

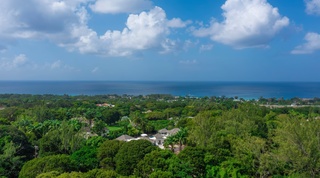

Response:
(173, 128), (188, 151)
(164, 135), (176, 152)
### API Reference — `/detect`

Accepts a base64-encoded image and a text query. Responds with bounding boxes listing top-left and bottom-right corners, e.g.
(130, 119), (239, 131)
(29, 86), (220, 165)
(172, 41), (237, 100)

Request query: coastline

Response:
(0, 81), (320, 99)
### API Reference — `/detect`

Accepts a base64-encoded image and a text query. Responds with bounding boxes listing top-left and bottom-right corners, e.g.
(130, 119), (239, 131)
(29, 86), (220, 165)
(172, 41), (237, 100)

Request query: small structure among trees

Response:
(114, 128), (187, 152)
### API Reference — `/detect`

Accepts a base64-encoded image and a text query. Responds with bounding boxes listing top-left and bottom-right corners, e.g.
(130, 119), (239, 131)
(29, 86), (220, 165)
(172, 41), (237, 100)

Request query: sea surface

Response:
(0, 81), (320, 99)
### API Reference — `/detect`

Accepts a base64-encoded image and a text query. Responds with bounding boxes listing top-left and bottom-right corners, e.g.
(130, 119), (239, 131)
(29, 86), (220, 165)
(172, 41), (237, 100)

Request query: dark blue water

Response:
(0, 81), (320, 99)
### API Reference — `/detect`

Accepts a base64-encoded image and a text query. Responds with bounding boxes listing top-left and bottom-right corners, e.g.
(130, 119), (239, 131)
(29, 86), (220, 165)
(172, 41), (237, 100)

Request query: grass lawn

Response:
(108, 125), (123, 131)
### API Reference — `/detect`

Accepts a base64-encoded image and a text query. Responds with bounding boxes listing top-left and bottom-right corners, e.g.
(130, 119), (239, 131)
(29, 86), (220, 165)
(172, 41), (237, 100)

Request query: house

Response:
(138, 136), (154, 144)
(167, 128), (180, 136)
(158, 128), (168, 136)
(96, 103), (115, 108)
(154, 133), (165, 145)
(114, 128), (181, 150)
(115, 135), (136, 142)
(158, 128), (180, 137)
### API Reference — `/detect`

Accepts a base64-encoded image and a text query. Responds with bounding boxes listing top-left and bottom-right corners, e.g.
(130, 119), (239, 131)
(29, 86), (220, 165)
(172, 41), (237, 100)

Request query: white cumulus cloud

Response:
(167, 18), (192, 28)
(193, 0), (289, 48)
(0, 0), (91, 44)
(0, 1), (190, 57)
(291, 32), (320, 54)
(64, 6), (190, 56)
(102, 7), (169, 55)
(305, 0), (320, 15)
(90, 0), (152, 14)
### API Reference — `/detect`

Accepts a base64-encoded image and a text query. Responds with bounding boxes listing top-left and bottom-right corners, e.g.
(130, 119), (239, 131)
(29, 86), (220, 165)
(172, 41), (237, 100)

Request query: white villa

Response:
(115, 128), (181, 149)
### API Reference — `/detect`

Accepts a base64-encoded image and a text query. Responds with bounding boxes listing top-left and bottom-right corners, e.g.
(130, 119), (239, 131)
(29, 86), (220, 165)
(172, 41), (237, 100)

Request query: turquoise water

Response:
(0, 81), (320, 99)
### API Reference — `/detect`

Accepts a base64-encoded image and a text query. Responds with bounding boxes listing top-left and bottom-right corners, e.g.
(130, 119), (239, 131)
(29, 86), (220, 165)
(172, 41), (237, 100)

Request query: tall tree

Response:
(115, 140), (157, 176)
(0, 125), (33, 178)
(164, 136), (176, 152)
(174, 128), (188, 151)
(188, 111), (220, 147)
(97, 140), (124, 170)
(135, 149), (174, 178)
(70, 146), (99, 172)
(19, 154), (75, 178)
(39, 121), (84, 156)
(178, 146), (207, 177)
(274, 116), (320, 177)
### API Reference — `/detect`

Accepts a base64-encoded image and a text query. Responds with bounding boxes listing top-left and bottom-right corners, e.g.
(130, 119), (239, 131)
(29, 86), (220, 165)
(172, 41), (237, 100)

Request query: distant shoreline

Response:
(1, 81), (320, 99)
(260, 104), (320, 108)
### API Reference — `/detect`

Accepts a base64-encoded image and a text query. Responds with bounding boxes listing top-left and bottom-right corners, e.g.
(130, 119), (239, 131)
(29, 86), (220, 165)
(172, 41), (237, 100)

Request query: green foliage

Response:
(0, 118), (10, 125)
(163, 128), (188, 152)
(0, 107), (20, 121)
(149, 170), (173, 178)
(59, 120), (84, 153)
(149, 119), (174, 131)
(39, 120), (84, 156)
(0, 141), (24, 178)
(173, 128), (188, 151)
(127, 126), (140, 137)
(19, 154), (75, 178)
(145, 111), (166, 120)
(188, 111), (220, 147)
(39, 129), (61, 156)
(0, 125), (33, 178)
(101, 109), (121, 125)
(107, 129), (126, 140)
(115, 140), (158, 176)
(91, 120), (107, 136)
(2, 94), (320, 177)
(107, 125), (122, 132)
(274, 116), (320, 177)
(131, 116), (155, 133)
(135, 150), (174, 177)
(166, 155), (193, 178)
(85, 136), (107, 147)
(206, 159), (247, 178)
(97, 140), (124, 170)
(84, 169), (118, 178)
(178, 146), (207, 177)
(229, 135), (267, 176)
(56, 172), (84, 178)
(35, 171), (60, 178)
(163, 108), (182, 118)
(70, 146), (99, 172)
(0, 125), (34, 159)
(164, 135), (176, 152)
(175, 117), (193, 128)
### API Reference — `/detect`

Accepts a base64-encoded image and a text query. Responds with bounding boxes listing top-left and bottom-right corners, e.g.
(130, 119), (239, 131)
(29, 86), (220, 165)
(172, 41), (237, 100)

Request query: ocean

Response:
(0, 81), (320, 99)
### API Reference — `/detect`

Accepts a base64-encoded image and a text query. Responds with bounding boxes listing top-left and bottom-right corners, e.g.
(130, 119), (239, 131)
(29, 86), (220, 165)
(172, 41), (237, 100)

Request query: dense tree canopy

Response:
(115, 139), (158, 176)
(19, 154), (75, 178)
(97, 140), (124, 170)
(0, 94), (320, 177)
(135, 149), (174, 177)
(0, 125), (34, 178)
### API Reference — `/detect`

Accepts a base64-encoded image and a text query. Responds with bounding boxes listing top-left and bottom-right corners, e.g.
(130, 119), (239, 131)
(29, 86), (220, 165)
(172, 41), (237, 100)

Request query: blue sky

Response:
(0, 0), (320, 81)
